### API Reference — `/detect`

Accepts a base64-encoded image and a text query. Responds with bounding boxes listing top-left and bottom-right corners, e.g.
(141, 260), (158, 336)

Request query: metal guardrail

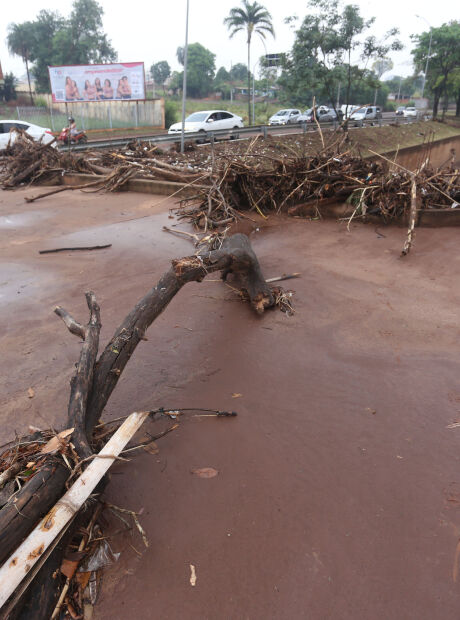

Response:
(61, 116), (418, 152)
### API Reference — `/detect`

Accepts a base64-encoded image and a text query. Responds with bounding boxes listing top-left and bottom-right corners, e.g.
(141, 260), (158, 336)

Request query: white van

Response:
(349, 106), (382, 125)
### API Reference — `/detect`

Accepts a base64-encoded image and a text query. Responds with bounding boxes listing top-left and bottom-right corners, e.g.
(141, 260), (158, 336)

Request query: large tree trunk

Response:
(0, 234), (274, 617)
(25, 55), (33, 106)
(432, 87), (441, 119)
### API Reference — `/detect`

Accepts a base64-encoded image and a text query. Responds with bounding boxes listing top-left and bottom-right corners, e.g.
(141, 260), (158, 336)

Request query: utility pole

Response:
(416, 14), (433, 100)
(180, 0), (190, 154)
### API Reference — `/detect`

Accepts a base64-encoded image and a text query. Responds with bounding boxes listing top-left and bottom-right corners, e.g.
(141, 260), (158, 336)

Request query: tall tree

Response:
(224, 0), (275, 124)
(151, 61), (171, 93)
(372, 57), (393, 104)
(412, 21), (460, 119)
(230, 62), (248, 81)
(7, 22), (35, 104)
(176, 43), (216, 98)
(52, 0), (116, 66)
(29, 10), (64, 93)
(280, 0), (401, 114)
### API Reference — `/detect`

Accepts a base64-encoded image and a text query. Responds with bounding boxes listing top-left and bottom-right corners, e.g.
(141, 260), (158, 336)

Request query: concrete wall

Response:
(43, 95), (165, 129)
(387, 135), (460, 171)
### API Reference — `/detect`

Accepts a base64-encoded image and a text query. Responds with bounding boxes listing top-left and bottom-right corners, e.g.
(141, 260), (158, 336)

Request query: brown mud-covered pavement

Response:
(1, 188), (460, 619)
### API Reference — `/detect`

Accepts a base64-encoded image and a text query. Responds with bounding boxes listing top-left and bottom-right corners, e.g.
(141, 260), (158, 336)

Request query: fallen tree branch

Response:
(39, 245), (112, 254)
(85, 233), (274, 434)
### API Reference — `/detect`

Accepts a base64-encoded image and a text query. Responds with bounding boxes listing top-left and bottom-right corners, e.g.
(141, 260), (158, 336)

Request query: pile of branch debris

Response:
(1, 131), (459, 230)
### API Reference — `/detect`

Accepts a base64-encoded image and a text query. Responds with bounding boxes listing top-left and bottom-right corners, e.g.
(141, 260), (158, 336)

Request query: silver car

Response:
(268, 109), (301, 125)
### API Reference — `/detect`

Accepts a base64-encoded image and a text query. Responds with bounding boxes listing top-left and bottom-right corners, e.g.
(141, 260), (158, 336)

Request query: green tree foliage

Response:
(279, 0), (401, 112)
(383, 75), (422, 100)
(175, 43), (216, 98)
(151, 61), (171, 93)
(229, 63), (248, 81)
(8, 0), (116, 95)
(51, 0), (116, 65)
(28, 10), (64, 93)
(215, 66), (230, 84)
(6, 22), (36, 103)
(224, 0), (275, 124)
(214, 67), (231, 98)
(411, 21), (460, 118)
(0, 73), (18, 102)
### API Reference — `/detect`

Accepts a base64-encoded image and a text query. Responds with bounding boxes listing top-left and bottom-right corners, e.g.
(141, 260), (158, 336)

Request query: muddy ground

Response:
(1, 187), (460, 619)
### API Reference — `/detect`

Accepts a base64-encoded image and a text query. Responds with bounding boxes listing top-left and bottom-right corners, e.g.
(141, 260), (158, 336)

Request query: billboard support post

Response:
(108, 104), (112, 129)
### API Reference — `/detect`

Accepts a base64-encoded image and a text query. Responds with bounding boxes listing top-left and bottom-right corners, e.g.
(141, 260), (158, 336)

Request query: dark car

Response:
(395, 106), (405, 116)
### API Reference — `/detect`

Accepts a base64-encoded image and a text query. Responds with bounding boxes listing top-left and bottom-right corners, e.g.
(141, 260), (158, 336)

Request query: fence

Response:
(8, 98), (164, 133)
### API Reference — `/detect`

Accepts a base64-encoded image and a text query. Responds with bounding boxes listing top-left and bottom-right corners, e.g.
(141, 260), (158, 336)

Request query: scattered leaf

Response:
(232, 393), (242, 398)
(27, 388), (35, 399)
(143, 441), (159, 455)
(190, 564), (197, 586)
(76, 571), (91, 589)
(60, 557), (80, 579)
(40, 428), (74, 454)
(191, 467), (218, 479)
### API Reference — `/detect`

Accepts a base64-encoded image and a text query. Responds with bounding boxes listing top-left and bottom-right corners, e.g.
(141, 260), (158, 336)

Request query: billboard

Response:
(48, 62), (145, 102)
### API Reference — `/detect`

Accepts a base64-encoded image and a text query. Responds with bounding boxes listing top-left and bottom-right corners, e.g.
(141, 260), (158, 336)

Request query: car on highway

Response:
(0, 120), (55, 150)
(168, 110), (244, 136)
(403, 107), (418, 119)
(298, 106), (341, 123)
(395, 106), (405, 116)
(268, 109), (301, 125)
(349, 106), (382, 126)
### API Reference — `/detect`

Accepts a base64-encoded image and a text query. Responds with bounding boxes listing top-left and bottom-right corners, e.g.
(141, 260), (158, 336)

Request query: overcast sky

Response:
(0, 0), (455, 83)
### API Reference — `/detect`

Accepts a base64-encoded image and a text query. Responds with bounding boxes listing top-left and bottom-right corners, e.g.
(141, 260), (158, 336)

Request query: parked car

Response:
(395, 106), (405, 116)
(342, 104), (360, 118)
(168, 110), (244, 137)
(403, 107), (418, 119)
(349, 106), (382, 126)
(0, 120), (55, 150)
(298, 106), (342, 123)
(268, 109), (301, 125)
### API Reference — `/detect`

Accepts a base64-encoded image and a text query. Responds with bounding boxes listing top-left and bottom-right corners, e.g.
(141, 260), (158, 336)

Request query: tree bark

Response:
(0, 460), (68, 566)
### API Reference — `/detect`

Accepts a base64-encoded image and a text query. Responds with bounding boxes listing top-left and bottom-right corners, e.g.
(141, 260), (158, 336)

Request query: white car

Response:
(268, 109), (301, 125)
(168, 110), (244, 136)
(0, 120), (55, 150)
(403, 107), (418, 119)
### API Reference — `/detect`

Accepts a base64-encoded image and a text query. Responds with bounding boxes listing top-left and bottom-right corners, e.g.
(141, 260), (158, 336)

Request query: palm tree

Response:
(224, 1), (274, 125)
(7, 22), (35, 105)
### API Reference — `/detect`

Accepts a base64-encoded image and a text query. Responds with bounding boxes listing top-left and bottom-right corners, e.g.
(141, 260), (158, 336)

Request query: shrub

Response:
(164, 99), (178, 128)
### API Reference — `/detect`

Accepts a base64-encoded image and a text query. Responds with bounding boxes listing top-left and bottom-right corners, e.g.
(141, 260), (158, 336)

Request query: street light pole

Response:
(416, 14), (432, 100)
(180, 0), (190, 154)
(252, 59), (259, 125)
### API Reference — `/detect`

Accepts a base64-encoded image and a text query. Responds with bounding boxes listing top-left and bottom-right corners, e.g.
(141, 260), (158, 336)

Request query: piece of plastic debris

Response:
(78, 540), (120, 573)
(190, 564), (197, 586)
